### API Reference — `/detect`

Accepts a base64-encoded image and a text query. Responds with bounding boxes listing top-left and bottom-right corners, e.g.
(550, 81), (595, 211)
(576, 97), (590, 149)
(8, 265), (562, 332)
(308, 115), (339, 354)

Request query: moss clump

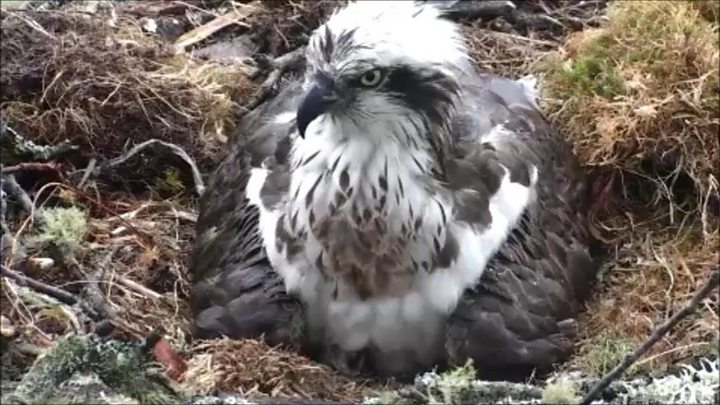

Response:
(536, 0), (719, 375)
(6, 334), (183, 404)
(575, 331), (637, 377)
(541, 380), (578, 404)
(154, 167), (186, 196)
(537, 1), (719, 200)
(32, 206), (88, 252)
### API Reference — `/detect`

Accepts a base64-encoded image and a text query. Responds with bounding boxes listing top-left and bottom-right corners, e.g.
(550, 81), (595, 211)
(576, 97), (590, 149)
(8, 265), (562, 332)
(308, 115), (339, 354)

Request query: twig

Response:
(1, 162), (65, 179)
(77, 157), (97, 189)
(12, 11), (57, 40)
(60, 249), (118, 321)
(117, 276), (163, 300)
(174, 6), (255, 53)
(245, 46), (306, 111)
(437, 0), (516, 21)
(83, 248), (119, 319)
(0, 178), (10, 237)
(0, 264), (78, 305)
(1, 120), (79, 162)
(1, 174), (45, 226)
(99, 139), (205, 196)
(580, 268), (720, 405)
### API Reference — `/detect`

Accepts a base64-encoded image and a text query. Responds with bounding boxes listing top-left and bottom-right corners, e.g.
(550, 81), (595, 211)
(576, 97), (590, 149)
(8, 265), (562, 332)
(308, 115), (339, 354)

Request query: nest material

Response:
(535, 0), (720, 374)
(181, 338), (385, 402)
(0, 6), (251, 168)
(247, 0), (343, 56)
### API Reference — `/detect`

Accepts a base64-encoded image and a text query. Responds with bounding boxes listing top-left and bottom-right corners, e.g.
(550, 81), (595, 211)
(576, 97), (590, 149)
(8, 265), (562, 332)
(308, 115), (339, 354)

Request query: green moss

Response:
(429, 360), (477, 404)
(6, 334), (183, 404)
(541, 380), (579, 404)
(154, 167), (185, 195)
(564, 55), (625, 99)
(576, 331), (637, 377)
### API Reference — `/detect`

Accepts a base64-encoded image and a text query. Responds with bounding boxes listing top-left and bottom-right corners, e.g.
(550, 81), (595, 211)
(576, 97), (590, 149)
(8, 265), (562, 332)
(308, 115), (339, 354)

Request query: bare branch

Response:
(0, 264), (78, 305)
(1, 174), (45, 226)
(580, 267), (720, 405)
(98, 139), (206, 196)
(245, 46), (306, 112)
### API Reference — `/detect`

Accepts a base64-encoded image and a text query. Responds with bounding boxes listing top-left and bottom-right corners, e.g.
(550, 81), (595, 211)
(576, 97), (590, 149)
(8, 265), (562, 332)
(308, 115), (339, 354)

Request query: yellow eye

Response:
(360, 69), (384, 87)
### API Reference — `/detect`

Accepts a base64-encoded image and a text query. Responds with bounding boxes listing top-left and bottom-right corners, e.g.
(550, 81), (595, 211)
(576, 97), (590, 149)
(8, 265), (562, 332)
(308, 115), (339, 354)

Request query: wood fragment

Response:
(118, 1), (191, 17)
(117, 276), (163, 300)
(174, 6), (255, 53)
(580, 268), (720, 405)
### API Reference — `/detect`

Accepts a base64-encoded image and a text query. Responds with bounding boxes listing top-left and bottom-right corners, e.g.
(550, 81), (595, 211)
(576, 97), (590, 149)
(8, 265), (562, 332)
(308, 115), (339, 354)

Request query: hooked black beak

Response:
(296, 81), (337, 138)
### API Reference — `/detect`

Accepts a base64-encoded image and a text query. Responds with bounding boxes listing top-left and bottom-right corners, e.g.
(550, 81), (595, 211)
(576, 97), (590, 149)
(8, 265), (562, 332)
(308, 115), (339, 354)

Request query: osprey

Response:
(190, 1), (597, 379)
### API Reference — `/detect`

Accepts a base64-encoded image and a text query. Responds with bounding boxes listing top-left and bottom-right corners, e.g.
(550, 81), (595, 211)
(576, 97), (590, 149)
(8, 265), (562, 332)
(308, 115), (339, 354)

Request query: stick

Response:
(1, 120), (79, 162)
(60, 249), (118, 321)
(1, 174), (45, 226)
(437, 0), (516, 21)
(99, 139), (205, 196)
(1, 162), (64, 177)
(245, 46), (306, 111)
(0, 264), (78, 305)
(580, 268), (720, 405)
(117, 276), (163, 300)
(0, 178), (10, 236)
(174, 5), (256, 53)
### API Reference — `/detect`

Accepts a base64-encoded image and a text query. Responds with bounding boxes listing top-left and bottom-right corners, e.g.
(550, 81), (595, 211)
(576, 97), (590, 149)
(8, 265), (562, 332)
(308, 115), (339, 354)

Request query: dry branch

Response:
(246, 46), (305, 111)
(2, 162), (65, 180)
(1, 174), (45, 227)
(580, 267), (720, 405)
(1, 120), (80, 162)
(98, 139), (206, 196)
(0, 264), (78, 305)
(437, 0), (516, 21)
(174, 6), (255, 52)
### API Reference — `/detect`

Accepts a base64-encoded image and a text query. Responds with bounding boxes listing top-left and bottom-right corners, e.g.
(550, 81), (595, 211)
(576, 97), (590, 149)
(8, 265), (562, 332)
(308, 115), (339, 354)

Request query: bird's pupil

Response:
(362, 70), (380, 86)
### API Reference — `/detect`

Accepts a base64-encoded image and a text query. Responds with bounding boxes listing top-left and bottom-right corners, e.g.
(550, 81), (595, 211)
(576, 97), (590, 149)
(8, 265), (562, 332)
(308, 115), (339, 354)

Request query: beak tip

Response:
(296, 83), (334, 140)
(296, 121), (307, 139)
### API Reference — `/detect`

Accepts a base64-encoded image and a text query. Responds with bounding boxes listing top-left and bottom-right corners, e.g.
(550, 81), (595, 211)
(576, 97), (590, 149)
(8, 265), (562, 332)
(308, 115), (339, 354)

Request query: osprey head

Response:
(296, 1), (471, 142)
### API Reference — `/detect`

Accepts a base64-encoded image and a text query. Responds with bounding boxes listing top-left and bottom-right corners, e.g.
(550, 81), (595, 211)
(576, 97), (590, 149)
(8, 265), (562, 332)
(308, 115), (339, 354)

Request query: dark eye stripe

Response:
(383, 65), (459, 123)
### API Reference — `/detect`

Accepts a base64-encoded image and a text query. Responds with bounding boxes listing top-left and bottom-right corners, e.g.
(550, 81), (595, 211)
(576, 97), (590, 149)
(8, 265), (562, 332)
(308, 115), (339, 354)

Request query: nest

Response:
(0, 5), (251, 168)
(535, 0), (719, 374)
(1, 0), (718, 399)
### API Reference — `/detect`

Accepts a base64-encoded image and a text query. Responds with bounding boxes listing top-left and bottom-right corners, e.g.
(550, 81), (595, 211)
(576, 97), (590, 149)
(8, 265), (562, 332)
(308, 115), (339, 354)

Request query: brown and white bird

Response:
(189, 0), (598, 380)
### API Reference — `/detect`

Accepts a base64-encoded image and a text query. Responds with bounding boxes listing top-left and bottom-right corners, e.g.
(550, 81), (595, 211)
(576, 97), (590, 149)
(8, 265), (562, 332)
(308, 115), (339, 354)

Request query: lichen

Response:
(5, 334), (184, 404)
(30, 206), (88, 252)
(363, 357), (720, 405)
(541, 380), (578, 404)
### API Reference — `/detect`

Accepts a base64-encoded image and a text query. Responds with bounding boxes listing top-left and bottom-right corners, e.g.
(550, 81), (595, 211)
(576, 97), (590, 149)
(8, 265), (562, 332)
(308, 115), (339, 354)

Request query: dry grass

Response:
(181, 338), (386, 402)
(535, 0), (719, 375)
(0, 5), (252, 168)
(537, 1), (719, 210)
(463, 22), (560, 79)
